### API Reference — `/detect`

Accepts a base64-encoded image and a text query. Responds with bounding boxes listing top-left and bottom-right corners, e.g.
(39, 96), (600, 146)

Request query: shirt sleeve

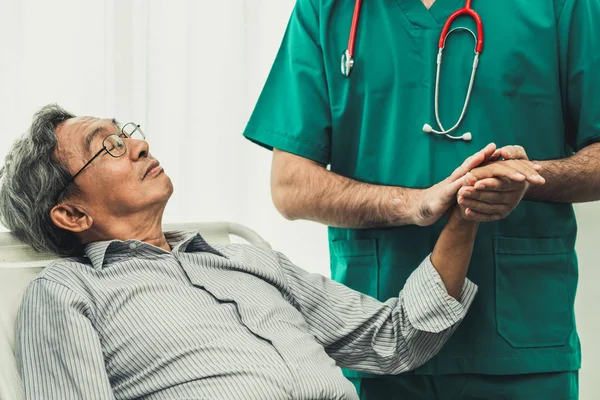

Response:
(243, 0), (332, 165)
(16, 278), (115, 400)
(277, 252), (478, 375)
(558, 0), (600, 151)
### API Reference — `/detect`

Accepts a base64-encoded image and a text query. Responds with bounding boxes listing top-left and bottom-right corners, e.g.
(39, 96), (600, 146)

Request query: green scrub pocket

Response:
(331, 238), (379, 300)
(494, 237), (573, 348)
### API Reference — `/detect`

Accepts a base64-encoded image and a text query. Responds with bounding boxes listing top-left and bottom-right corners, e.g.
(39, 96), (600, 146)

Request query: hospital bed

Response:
(0, 222), (271, 400)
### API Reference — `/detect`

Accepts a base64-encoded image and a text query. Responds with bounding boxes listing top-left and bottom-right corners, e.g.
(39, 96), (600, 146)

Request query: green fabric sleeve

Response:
(244, 0), (332, 165)
(558, 0), (600, 151)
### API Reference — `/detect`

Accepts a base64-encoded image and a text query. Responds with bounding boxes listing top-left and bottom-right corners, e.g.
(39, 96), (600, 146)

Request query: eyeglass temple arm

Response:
(65, 147), (107, 187)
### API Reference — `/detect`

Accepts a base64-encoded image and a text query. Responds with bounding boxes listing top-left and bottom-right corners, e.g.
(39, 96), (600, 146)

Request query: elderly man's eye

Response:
(105, 135), (126, 155)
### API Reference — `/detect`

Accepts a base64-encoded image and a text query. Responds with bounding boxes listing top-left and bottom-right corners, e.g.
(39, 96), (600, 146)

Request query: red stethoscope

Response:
(341, 0), (484, 142)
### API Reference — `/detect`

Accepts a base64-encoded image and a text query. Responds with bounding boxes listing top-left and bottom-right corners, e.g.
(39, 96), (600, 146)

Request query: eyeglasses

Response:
(59, 122), (146, 196)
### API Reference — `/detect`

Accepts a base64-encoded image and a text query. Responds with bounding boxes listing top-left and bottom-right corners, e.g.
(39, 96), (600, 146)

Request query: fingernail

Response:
(475, 184), (485, 190)
(514, 173), (526, 179)
(465, 208), (471, 215)
(463, 191), (471, 197)
(534, 164), (542, 170)
(535, 174), (545, 183)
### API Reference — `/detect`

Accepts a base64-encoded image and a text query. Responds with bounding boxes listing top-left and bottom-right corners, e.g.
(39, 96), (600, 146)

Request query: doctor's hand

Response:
(488, 145), (531, 162)
(457, 158), (545, 222)
(475, 144), (539, 188)
(413, 143), (497, 227)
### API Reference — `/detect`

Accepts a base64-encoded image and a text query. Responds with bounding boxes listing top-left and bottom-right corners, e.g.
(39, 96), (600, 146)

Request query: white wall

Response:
(573, 203), (600, 400)
(0, 1), (597, 398)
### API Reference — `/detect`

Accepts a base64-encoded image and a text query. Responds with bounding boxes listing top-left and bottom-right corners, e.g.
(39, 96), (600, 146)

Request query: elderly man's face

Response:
(54, 117), (173, 221)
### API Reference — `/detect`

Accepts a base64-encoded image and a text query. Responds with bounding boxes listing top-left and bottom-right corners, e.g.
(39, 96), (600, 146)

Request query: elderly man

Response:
(0, 105), (540, 400)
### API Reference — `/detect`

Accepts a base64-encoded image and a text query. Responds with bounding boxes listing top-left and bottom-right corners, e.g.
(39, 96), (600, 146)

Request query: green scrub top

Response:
(244, 0), (600, 376)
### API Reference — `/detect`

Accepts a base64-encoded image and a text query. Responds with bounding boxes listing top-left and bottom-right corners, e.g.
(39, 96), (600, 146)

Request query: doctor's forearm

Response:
(525, 142), (600, 203)
(271, 149), (420, 228)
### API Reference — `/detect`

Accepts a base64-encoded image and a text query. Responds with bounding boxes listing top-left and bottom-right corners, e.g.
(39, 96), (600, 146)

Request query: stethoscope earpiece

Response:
(423, 124), (472, 142)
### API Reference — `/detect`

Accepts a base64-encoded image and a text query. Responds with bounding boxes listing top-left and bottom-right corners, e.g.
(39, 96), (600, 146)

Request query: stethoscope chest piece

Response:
(341, 50), (354, 77)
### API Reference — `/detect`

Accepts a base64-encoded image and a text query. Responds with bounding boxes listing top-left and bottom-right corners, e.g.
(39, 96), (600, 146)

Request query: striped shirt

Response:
(16, 231), (477, 400)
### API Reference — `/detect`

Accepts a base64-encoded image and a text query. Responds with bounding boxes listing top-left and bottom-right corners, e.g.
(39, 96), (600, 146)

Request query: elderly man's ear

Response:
(50, 203), (93, 233)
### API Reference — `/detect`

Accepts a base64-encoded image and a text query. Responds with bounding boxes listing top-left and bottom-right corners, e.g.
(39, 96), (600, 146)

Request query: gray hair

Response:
(0, 104), (83, 256)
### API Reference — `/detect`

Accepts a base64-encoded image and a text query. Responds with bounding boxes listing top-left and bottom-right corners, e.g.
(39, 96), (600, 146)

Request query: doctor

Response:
(244, 0), (600, 399)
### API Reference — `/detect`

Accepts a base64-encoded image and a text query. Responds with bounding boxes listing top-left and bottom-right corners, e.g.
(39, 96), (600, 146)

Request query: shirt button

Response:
(129, 243), (138, 250)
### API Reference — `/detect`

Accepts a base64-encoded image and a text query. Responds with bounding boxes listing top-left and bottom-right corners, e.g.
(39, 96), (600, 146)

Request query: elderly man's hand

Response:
(457, 146), (545, 222)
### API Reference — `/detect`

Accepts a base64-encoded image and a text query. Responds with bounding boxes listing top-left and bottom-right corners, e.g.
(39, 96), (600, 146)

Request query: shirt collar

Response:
(84, 230), (226, 270)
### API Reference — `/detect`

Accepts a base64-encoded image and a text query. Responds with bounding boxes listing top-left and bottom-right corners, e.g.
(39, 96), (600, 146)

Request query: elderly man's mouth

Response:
(143, 161), (163, 179)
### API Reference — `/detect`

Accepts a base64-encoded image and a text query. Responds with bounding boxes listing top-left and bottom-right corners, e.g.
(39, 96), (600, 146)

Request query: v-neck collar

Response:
(394, 0), (463, 31)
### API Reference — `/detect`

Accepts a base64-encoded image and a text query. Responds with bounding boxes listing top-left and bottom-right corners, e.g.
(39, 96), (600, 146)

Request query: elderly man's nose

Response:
(129, 138), (149, 160)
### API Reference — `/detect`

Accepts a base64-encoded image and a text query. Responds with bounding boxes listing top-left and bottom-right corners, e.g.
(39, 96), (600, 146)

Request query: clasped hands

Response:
(415, 143), (545, 226)
(457, 143), (544, 222)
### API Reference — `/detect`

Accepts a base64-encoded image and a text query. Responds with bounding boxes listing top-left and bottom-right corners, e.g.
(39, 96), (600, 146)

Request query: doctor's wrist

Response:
(405, 188), (428, 226)
(384, 187), (424, 227)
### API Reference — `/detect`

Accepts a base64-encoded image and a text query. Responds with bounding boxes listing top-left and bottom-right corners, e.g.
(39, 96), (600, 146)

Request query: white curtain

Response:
(0, 1), (598, 397)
